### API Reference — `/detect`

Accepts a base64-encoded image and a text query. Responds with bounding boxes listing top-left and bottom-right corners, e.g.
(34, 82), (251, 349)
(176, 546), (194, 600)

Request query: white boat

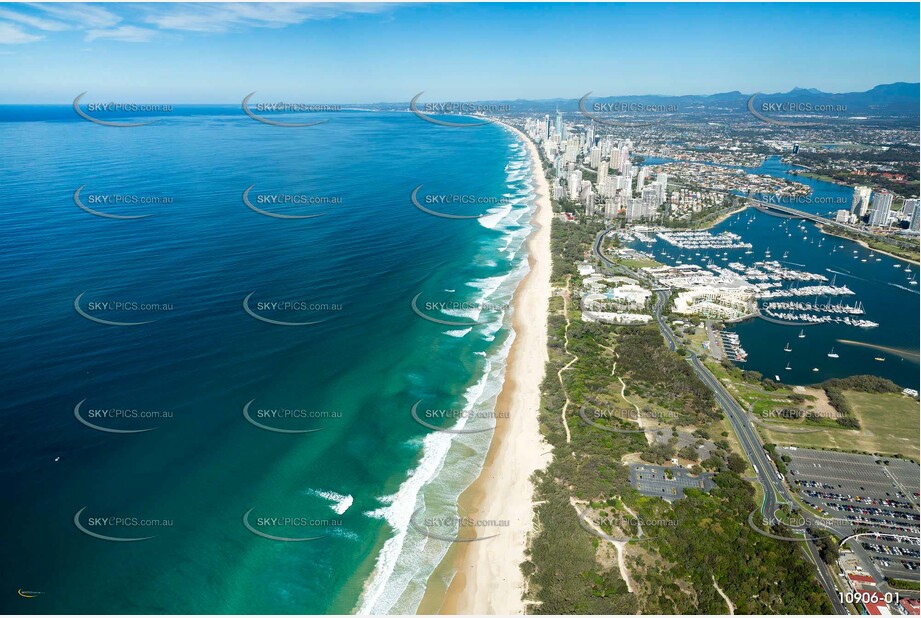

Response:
(827, 347), (839, 359)
(812, 368), (819, 372)
(785, 362), (792, 370)
(784, 342), (792, 352)
(774, 374), (781, 381)
(798, 329), (805, 339)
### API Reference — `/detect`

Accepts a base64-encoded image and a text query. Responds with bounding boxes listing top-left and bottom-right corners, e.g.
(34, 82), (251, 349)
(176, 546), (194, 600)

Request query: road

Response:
(595, 226), (849, 614)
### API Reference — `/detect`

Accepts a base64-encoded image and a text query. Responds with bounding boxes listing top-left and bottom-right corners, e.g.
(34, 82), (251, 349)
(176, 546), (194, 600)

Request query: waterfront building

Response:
(851, 185), (872, 217)
(911, 203), (920, 232)
(868, 191), (893, 227)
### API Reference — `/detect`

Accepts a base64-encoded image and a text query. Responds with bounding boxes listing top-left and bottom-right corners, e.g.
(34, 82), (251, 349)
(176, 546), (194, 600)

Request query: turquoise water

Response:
(0, 111), (535, 613)
(637, 156), (919, 389)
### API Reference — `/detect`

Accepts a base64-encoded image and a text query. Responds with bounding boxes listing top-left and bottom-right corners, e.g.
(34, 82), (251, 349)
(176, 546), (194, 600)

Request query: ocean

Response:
(0, 108), (536, 613)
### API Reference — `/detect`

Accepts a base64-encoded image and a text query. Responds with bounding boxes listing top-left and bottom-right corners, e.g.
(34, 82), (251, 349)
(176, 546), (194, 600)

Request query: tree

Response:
(727, 453), (747, 474)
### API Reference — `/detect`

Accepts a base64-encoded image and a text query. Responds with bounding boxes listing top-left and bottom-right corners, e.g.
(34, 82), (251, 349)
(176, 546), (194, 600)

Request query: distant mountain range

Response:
(377, 83), (920, 116)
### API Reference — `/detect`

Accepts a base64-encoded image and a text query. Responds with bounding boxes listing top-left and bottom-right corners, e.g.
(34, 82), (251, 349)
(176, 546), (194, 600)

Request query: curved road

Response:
(595, 226), (848, 614)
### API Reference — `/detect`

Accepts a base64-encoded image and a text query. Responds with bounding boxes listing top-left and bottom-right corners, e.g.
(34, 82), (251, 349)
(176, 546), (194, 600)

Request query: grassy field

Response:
(619, 257), (662, 269)
(758, 391), (919, 458)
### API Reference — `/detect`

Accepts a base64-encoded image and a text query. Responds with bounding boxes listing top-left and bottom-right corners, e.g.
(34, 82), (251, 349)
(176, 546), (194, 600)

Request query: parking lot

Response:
(779, 447), (921, 582)
(629, 464), (715, 500)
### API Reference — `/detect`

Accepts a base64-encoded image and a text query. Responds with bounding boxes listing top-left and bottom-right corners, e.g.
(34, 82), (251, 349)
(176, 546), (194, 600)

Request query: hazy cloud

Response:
(0, 21), (43, 44)
(85, 25), (158, 43)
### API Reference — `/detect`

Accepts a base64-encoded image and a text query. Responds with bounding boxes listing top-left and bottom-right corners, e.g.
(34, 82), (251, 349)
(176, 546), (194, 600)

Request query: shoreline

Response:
(418, 123), (553, 615)
(697, 203), (749, 230)
(815, 223), (920, 266)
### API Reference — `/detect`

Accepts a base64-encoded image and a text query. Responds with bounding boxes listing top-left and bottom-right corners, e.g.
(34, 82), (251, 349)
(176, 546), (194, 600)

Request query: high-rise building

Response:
(589, 146), (602, 168)
(868, 192), (893, 227)
(636, 167), (647, 192)
(555, 109), (564, 141)
(619, 145), (630, 173)
(625, 198), (644, 221)
(568, 170), (583, 201)
(910, 203), (920, 232)
(641, 186), (660, 218)
(656, 172), (668, 188)
(851, 186), (872, 217)
(902, 199), (919, 219)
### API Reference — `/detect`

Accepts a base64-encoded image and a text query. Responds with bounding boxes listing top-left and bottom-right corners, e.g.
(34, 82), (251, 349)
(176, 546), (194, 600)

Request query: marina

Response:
(656, 229), (752, 250)
(625, 159), (919, 389)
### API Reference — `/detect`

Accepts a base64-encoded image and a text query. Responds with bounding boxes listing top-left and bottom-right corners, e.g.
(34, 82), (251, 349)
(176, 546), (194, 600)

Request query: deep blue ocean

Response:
(0, 108), (536, 613)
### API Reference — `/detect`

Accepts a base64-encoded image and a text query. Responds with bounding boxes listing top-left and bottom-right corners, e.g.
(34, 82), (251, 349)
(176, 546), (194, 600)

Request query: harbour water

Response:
(634, 156), (919, 390)
(0, 110), (536, 613)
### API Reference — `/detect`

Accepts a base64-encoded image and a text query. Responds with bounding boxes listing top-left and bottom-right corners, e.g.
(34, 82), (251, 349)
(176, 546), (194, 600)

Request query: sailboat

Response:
(874, 357), (885, 362)
(827, 347), (839, 359)
(785, 362), (792, 370)
(798, 329), (805, 339)
(784, 342), (792, 352)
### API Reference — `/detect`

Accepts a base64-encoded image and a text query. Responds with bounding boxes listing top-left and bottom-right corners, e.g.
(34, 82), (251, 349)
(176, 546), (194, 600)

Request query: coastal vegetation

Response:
(818, 224), (920, 263)
(523, 196), (834, 614)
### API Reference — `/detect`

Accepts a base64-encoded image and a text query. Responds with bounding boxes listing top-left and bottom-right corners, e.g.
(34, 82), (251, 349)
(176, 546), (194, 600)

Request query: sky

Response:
(0, 2), (918, 103)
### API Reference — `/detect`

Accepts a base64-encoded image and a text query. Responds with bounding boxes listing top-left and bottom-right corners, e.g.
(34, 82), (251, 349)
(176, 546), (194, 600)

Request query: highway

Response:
(595, 226), (849, 614)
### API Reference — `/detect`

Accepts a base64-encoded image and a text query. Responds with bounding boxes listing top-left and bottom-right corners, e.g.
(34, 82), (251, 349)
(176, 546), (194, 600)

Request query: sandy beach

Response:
(418, 124), (553, 615)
